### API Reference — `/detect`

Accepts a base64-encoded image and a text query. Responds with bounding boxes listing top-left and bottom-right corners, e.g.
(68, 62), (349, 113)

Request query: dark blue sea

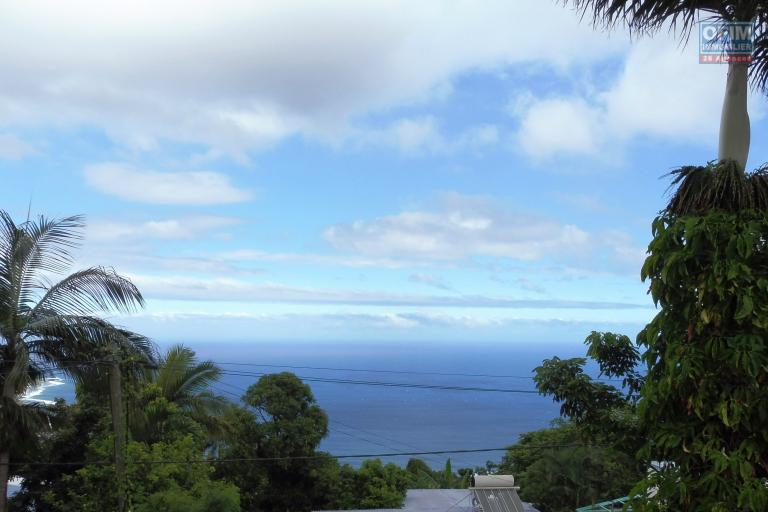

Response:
(30, 341), (596, 469)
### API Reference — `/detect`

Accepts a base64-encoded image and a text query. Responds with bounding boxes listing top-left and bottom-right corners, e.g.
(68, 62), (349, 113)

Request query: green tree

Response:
(60, 434), (239, 512)
(9, 394), (109, 511)
(534, 331), (644, 452)
(132, 344), (226, 444)
(0, 212), (150, 512)
(405, 458), (439, 489)
(501, 423), (639, 512)
(326, 459), (409, 510)
(217, 372), (330, 511)
(526, 332), (646, 509)
(11, 376), (234, 512)
(629, 173), (768, 510)
(566, 4), (768, 509)
(403, 458), (466, 490)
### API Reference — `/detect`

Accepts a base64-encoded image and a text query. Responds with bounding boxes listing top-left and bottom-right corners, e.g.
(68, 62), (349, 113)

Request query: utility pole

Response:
(110, 356), (126, 512)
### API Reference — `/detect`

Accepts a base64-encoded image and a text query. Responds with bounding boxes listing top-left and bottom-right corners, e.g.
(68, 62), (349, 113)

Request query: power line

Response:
(5, 357), (625, 383)
(5, 444), (589, 467)
(211, 381), (469, 467)
(22, 361), (546, 394)
(213, 361), (546, 380)
(217, 369), (540, 394)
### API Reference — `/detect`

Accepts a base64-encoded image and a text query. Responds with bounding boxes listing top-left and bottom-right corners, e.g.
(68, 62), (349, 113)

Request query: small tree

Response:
(0, 213), (151, 512)
(631, 164), (768, 510)
(217, 372), (330, 511)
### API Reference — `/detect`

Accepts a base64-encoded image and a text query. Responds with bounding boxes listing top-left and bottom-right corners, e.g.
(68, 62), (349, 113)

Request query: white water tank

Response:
(471, 474), (515, 488)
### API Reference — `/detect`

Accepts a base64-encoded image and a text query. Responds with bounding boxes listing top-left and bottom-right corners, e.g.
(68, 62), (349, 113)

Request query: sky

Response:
(2, 0), (767, 344)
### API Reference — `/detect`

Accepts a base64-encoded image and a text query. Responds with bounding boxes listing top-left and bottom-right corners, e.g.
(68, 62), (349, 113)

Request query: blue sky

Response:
(2, 0), (767, 344)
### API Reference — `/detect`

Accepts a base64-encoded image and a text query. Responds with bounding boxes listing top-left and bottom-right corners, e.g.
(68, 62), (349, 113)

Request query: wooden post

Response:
(110, 358), (126, 512)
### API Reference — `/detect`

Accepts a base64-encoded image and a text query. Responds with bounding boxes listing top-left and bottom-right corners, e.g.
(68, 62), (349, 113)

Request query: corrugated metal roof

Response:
(316, 489), (540, 512)
(472, 487), (528, 512)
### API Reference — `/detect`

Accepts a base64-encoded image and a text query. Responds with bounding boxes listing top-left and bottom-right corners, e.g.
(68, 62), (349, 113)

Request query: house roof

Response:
(316, 489), (540, 512)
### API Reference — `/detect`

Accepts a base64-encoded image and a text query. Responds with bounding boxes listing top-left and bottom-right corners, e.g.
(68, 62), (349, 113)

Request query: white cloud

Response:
(409, 273), (452, 291)
(127, 273), (647, 310)
(490, 275), (547, 294)
(353, 116), (500, 155)
(517, 98), (599, 158)
(112, 311), (648, 343)
(84, 162), (252, 204)
(391, 117), (444, 153)
(219, 249), (427, 269)
(601, 229), (647, 271)
(87, 215), (239, 241)
(512, 34), (767, 162)
(0, 133), (34, 160)
(324, 193), (591, 262)
(0, 0), (623, 154)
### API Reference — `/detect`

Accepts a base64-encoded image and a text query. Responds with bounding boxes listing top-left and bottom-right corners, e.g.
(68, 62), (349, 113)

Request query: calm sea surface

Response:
(32, 340), (596, 468)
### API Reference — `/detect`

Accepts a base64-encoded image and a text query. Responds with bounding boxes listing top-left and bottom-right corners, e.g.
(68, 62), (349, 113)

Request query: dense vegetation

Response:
(524, 164), (768, 511)
(508, 332), (646, 512)
(6, 348), (428, 511)
(631, 163), (768, 510)
(8, 141), (768, 512)
(6, 353), (420, 511)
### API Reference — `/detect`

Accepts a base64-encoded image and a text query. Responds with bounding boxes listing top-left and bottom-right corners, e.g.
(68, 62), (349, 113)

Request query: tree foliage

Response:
(526, 332), (646, 511)
(216, 372), (331, 511)
(324, 459), (410, 510)
(632, 206), (768, 510)
(0, 212), (152, 511)
(534, 331), (644, 452)
(501, 423), (639, 512)
(60, 435), (239, 512)
(132, 345), (226, 444)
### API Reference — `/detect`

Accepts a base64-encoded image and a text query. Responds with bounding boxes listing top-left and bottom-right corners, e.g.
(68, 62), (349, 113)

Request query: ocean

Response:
(25, 340), (595, 469)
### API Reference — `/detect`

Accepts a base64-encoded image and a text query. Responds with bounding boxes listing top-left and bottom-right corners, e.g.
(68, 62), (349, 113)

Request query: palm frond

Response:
(664, 160), (768, 215)
(568, 2), (768, 94)
(0, 211), (18, 298)
(31, 266), (144, 316)
(17, 214), (84, 275)
(24, 315), (155, 385)
(0, 396), (50, 445)
(157, 344), (221, 402)
(750, 22), (768, 93)
(569, 0), (719, 34)
(11, 214), (85, 313)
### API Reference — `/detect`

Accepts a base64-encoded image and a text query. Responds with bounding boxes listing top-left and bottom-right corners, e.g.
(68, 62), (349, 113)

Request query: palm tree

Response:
(569, 1), (768, 171)
(132, 344), (226, 443)
(0, 212), (151, 512)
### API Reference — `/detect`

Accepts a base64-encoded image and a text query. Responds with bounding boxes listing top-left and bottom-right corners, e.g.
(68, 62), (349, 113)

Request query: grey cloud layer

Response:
(0, 0), (622, 153)
(130, 274), (648, 310)
(324, 193), (592, 261)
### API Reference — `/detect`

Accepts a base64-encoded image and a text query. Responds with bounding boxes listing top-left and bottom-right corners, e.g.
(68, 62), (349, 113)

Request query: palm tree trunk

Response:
(110, 359), (126, 512)
(0, 366), (16, 512)
(0, 449), (9, 512)
(718, 62), (750, 170)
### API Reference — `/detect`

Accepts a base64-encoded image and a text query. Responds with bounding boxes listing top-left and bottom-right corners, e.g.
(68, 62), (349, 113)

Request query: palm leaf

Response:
(13, 215), (85, 309)
(568, 1), (768, 94)
(664, 160), (768, 215)
(156, 345), (221, 403)
(0, 396), (50, 445)
(32, 266), (144, 317)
